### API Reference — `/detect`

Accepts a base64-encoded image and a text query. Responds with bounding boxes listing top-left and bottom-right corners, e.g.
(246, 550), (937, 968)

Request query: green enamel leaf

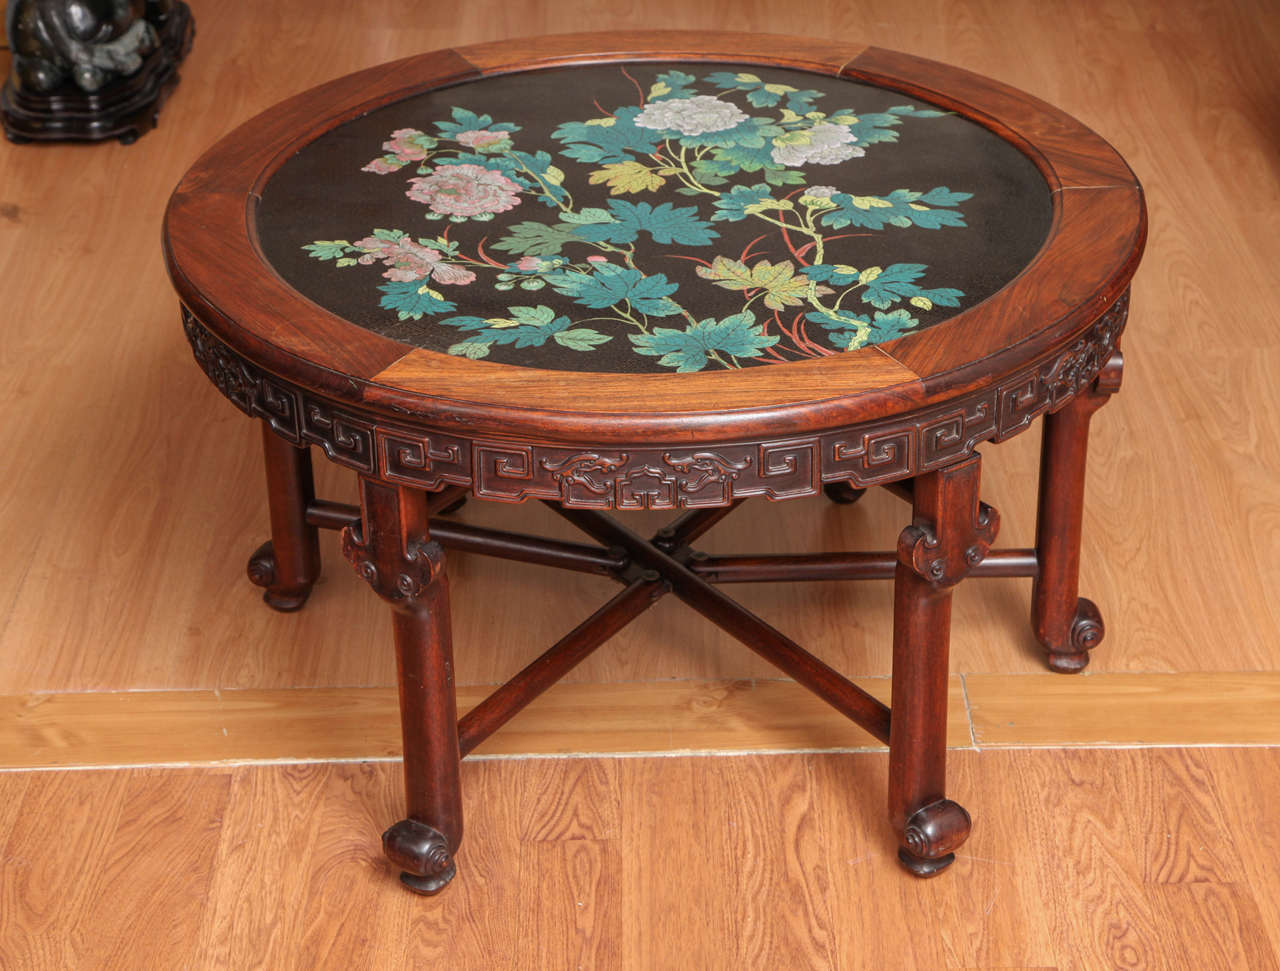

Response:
(554, 328), (612, 351)
(303, 240), (352, 261)
(508, 305), (558, 327)
(448, 340), (492, 359)
(491, 221), (579, 257)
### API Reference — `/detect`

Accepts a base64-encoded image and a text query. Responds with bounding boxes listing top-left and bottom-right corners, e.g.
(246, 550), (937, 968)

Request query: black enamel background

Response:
(256, 62), (1052, 374)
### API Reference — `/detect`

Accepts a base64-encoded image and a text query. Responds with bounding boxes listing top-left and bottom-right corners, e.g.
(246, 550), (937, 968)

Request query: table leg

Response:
(889, 454), (997, 876)
(342, 478), (463, 895)
(1032, 351), (1124, 673)
(247, 423), (321, 611)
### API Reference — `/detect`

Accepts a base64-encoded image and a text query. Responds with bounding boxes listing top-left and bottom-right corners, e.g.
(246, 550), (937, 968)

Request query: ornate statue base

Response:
(2, 1), (194, 144)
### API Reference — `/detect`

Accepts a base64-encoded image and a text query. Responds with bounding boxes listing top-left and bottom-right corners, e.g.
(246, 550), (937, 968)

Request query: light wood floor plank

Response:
(10, 672), (1280, 769)
(0, 677), (966, 768)
(967, 672), (1280, 747)
(0, 749), (1277, 969)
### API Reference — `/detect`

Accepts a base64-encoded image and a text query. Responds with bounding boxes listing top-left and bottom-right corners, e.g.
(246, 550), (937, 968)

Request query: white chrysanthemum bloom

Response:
(634, 95), (750, 137)
(771, 123), (866, 166)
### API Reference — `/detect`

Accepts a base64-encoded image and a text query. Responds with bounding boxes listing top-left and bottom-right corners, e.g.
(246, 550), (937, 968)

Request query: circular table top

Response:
(165, 32), (1144, 508)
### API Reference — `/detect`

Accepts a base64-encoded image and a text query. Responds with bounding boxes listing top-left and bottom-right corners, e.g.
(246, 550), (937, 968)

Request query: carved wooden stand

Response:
(245, 359), (1120, 891)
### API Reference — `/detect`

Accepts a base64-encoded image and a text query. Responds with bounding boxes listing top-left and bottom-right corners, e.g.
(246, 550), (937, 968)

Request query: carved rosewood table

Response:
(163, 32), (1144, 894)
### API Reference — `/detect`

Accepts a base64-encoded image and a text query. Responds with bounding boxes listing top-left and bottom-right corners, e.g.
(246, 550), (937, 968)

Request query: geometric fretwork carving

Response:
(183, 291), (1128, 510)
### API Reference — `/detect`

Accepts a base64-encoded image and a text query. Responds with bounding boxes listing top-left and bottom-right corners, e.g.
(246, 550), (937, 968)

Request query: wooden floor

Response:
(2, 0), (1278, 967)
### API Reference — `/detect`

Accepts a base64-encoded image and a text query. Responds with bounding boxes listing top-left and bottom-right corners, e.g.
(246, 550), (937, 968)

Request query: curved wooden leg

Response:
(889, 454), (996, 877)
(248, 423), (321, 611)
(342, 479), (463, 895)
(1032, 352), (1123, 673)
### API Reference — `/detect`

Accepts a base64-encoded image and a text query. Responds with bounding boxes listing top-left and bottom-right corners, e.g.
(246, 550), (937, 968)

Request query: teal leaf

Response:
(888, 104), (946, 119)
(710, 142), (785, 174)
(806, 309), (871, 332)
(552, 106), (661, 164)
(553, 328), (612, 350)
(548, 264), (682, 315)
(915, 287), (965, 308)
(918, 186), (973, 207)
(572, 200), (718, 246)
(820, 188), (968, 231)
(868, 308), (921, 339)
(801, 264), (859, 286)
(710, 184), (774, 222)
(435, 107), (520, 138)
(377, 280), (457, 320)
(629, 311), (779, 372)
(650, 69), (697, 100)
(859, 263), (929, 310)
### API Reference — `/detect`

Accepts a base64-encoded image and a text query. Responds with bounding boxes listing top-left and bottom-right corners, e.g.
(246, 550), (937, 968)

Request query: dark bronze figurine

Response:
(2, 0), (194, 143)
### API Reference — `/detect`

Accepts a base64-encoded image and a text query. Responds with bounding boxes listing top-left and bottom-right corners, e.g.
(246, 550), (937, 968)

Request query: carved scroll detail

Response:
(340, 526), (445, 607)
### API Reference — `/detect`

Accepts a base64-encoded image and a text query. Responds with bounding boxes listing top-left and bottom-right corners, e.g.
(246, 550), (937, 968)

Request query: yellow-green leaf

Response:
(909, 296), (934, 311)
(543, 166), (565, 186)
(850, 196), (893, 211)
(585, 117), (617, 127)
(648, 81), (671, 98)
(859, 267), (882, 285)
(834, 264), (859, 276)
(588, 160), (666, 195)
(763, 83), (797, 95)
(695, 257), (831, 311)
(734, 72), (762, 84)
(485, 318), (520, 328)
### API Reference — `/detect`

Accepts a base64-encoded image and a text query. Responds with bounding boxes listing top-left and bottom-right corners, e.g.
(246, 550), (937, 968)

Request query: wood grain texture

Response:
(0, 676), (970, 768)
(1, 749), (1279, 968)
(967, 672), (1280, 747)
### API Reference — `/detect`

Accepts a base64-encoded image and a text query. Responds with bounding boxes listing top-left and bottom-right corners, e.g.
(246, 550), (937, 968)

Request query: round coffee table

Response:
(164, 31), (1144, 895)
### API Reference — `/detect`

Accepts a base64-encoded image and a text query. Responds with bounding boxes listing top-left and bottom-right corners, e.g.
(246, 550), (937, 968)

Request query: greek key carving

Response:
(182, 291), (1129, 510)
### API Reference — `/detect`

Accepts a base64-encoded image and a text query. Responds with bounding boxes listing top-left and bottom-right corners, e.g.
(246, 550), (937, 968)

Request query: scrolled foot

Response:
(898, 799), (971, 879)
(823, 481), (866, 505)
(383, 818), (457, 896)
(246, 541), (313, 612)
(1046, 597), (1104, 674)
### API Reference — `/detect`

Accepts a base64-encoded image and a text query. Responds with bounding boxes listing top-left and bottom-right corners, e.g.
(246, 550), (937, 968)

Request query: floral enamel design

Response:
(304, 69), (972, 372)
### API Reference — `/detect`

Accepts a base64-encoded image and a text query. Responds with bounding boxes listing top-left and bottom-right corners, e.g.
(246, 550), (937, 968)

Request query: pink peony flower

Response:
(352, 235), (476, 285)
(384, 128), (432, 161)
(457, 129), (510, 150)
(362, 157), (402, 174)
(515, 256), (541, 271)
(406, 163), (523, 219)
